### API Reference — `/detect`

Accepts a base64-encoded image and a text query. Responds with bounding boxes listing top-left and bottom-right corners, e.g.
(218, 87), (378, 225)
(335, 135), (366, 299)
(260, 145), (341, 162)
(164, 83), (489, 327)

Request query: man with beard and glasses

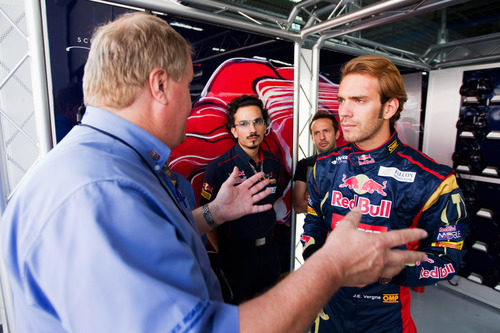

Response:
(201, 94), (285, 304)
(301, 55), (468, 333)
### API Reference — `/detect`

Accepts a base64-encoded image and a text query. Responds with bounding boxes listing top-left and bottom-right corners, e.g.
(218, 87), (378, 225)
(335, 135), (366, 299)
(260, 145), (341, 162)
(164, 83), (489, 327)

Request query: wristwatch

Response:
(202, 204), (217, 228)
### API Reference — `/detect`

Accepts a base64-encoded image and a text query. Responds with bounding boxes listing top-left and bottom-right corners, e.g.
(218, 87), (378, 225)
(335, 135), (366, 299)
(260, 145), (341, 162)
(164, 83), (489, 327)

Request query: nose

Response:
(338, 101), (352, 118)
(248, 122), (257, 131)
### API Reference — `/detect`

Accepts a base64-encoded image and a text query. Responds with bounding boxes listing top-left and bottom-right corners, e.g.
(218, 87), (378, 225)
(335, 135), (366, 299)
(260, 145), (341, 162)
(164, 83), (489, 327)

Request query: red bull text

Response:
(331, 191), (392, 218)
(419, 263), (455, 279)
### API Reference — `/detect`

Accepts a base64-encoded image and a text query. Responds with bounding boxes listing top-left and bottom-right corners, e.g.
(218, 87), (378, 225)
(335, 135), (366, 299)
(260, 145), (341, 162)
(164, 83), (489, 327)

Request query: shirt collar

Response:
(81, 106), (172, 172)
(348, 131), (402, 166)
(234, 143), (262, 166)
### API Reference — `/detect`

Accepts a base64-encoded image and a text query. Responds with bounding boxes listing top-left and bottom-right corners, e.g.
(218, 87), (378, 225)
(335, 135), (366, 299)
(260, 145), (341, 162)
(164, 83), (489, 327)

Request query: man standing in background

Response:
(293, 111), (339, 213)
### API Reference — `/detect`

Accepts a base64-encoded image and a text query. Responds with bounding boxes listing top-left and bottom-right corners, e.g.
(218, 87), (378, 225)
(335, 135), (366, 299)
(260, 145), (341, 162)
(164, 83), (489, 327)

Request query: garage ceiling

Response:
(117, 0), (500, 71)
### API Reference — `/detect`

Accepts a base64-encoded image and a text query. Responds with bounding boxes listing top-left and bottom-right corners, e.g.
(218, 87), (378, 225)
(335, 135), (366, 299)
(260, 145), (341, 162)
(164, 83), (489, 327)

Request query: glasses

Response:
(234, 118), (266, 128)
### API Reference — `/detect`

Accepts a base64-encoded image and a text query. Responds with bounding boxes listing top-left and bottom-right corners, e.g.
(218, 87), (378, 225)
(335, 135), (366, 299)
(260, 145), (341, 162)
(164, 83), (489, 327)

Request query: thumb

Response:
(227, 166), (240, 184)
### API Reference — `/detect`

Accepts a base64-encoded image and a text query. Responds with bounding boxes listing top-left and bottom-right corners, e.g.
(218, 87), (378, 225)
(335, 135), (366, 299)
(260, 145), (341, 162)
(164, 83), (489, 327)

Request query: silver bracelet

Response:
(202, 204), (217, 228)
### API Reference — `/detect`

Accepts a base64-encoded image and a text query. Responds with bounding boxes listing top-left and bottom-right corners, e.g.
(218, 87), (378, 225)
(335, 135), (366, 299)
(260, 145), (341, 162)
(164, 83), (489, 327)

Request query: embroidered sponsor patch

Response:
(419, 264), (455, 279)
(358, 154), (375, 165)
(307, 205), (318, 216)
(339, 174), (387, 196)
(378, 166), (416, 183)
(331, 191), (392, 218)
(383, 294), (400, 303)
(300, 235), (316, 252)
(238, 170), (247, 181)
(431, 241), (463, 250)
(331, 155), (348, 165)
(437, 225), (463, 241)
(201, 182), (213, 200)
(388, 139), (399, 153)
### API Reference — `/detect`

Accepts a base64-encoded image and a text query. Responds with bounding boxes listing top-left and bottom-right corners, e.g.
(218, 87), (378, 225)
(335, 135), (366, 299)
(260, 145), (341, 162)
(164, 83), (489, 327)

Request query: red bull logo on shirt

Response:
(339, 174), (387, 196)
(201, 182), (214, 200)
(437, 225), (462, 241)
(331, 191), (392, 218)
(358, 154), (375, 165)
(419, 263), (455, 280)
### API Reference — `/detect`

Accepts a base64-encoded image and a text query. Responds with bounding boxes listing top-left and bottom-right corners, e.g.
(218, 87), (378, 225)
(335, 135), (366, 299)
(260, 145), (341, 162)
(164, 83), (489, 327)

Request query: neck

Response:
(241, 144), (260, 162)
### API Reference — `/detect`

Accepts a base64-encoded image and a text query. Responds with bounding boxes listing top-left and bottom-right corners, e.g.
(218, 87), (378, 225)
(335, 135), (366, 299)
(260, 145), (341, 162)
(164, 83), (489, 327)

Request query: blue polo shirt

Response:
(1, 106), (238, 332)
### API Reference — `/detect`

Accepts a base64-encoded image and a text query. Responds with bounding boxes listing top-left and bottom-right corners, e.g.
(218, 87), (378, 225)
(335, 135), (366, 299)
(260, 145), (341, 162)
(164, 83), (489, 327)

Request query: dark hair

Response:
(309, 111), (339, 134)
(226, 95), (269, 133)
(341, 55), (407, 132)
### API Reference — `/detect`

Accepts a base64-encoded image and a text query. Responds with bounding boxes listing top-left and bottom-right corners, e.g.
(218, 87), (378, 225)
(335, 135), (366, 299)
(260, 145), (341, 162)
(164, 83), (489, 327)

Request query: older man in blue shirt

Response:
(1, 12), (428, 333)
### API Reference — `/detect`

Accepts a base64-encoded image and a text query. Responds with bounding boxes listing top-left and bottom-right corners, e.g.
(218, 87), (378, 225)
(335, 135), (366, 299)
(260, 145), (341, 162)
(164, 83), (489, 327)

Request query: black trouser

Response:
(218, 235), (281, 305)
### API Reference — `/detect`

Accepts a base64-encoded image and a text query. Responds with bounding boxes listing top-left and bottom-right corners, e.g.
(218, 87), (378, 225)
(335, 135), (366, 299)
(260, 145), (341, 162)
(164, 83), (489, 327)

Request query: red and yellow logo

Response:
(201, 182), (213, 200)
(431, 241), (463, 250)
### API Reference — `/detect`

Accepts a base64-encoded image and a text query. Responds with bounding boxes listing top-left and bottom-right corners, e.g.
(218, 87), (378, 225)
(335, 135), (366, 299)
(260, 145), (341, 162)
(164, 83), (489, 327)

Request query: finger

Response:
(248, 203), (273, 214)
(224, 166), (240, 186)
(380, 249), (427, 278)
(250, 187), (272, 203)
(240, 171), (266, 190)
(334, 208), (362, 229)
(381, 228), (428, 249)
(248, 177), (270, 195)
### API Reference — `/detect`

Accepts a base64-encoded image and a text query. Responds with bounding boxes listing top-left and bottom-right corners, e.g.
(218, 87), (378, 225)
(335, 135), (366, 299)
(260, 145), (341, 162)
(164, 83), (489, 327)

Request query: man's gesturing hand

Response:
(211, 166), (273, 224)
(318, 208), (428, 287)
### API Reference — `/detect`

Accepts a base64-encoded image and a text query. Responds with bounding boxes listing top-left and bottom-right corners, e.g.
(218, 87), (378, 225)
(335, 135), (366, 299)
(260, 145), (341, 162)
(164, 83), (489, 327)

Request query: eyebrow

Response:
(338, 94), (368, 100)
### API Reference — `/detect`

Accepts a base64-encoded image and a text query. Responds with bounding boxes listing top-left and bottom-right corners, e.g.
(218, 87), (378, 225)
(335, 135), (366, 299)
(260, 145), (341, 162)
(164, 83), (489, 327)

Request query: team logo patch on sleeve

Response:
(437, 225), (463, 241)
(307, 205), (318, 216)
(431, 241), (463, 250)
(201, 182), (213, 200)
(300, 235), (316, 251)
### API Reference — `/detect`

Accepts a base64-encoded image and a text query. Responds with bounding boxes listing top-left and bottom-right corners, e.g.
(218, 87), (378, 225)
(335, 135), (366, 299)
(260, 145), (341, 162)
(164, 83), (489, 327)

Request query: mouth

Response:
(248, 135), (260, 141)
(342, 123), (356, 130)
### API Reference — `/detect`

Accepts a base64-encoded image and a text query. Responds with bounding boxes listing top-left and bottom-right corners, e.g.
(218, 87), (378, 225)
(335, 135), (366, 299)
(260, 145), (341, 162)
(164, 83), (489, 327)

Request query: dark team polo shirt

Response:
(201, 144), (283, 241)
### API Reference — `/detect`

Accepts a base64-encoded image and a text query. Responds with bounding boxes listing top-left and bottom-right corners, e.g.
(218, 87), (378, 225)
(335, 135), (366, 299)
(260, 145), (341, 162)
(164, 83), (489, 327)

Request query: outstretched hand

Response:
(211, 166), (273, 224)
(319, 209), (428, 287)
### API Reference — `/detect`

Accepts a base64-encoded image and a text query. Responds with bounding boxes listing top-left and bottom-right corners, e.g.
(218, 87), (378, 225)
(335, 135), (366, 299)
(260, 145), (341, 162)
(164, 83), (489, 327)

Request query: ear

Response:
(383, 97), (399, 120)
(148, 68), (169, 105)
(230, 125), (238, 139)
(335, 129), (340, 140)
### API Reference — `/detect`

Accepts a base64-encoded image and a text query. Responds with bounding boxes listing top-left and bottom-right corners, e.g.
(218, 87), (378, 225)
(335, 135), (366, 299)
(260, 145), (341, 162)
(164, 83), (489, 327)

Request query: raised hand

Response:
(211, 166), (273, 224)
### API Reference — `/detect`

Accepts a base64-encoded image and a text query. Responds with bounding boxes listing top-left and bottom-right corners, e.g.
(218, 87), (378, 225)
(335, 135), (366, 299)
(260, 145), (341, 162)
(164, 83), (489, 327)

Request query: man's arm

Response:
(301, 162), (329, 259)
(392, 174), (469, 286)
(292, 158), (309, 213)
(239, 209), (428, 333)
(292, 180), (308, 213)
(193, 167), (272, 235)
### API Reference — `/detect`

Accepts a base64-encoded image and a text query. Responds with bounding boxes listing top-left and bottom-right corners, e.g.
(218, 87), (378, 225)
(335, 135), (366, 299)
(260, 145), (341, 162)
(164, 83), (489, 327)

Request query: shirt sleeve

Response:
(301, 161), (329, 260)
(394, 174), (469, 287)
(23, 179), (238, 332)
(293, 158), (308, 182)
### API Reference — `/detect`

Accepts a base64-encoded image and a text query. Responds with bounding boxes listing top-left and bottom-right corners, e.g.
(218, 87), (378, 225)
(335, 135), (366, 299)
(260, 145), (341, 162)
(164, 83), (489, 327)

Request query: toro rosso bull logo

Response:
(339, 174), (387, 196)
(334, 174), (391, 218)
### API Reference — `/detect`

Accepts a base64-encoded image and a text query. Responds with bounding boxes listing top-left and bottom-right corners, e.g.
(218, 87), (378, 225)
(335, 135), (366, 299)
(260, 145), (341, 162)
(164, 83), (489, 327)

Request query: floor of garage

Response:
(411, 284), (500, 332)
